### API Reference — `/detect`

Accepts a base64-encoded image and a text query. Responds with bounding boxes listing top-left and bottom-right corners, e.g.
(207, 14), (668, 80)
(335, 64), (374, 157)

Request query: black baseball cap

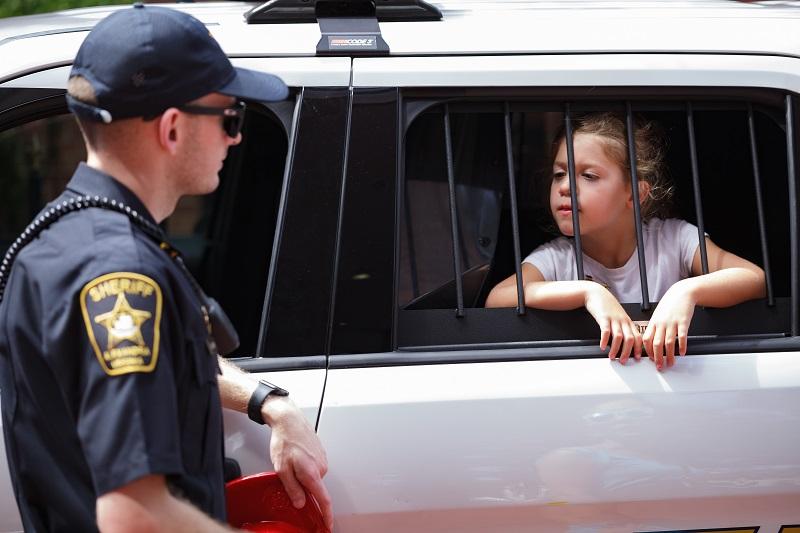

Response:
(67, 3), (288, 123)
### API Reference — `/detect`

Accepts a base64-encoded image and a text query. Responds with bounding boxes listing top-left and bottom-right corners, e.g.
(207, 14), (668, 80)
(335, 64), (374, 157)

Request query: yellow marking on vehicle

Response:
(636, 526), (756, 533)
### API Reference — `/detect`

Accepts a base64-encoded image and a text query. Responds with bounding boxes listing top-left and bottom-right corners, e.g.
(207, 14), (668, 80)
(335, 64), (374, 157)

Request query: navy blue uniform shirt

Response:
(0, 163), (226, 532)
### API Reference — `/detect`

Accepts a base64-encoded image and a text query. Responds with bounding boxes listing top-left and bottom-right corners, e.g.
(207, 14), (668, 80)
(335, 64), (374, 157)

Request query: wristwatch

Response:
(247, 380), (289, 425)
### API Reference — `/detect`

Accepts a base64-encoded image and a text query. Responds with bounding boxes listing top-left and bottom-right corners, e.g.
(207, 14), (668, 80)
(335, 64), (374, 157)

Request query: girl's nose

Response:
(559, 176), (573, 195)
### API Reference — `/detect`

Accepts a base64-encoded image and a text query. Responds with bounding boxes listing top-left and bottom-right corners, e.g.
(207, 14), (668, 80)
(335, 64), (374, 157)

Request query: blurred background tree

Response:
(0, 0), (175, 18)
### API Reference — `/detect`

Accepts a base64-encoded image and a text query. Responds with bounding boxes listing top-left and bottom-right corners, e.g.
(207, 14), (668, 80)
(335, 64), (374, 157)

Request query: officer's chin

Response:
(193, 174), (221, 196)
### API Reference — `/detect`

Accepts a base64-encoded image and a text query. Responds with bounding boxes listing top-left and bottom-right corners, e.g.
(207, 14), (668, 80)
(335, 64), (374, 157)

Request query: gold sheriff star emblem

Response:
(81, 272), (162, 376)
(94, 292), (152, 349)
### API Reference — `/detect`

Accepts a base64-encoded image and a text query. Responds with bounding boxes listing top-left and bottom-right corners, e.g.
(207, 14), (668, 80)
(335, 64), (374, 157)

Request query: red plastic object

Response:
(226, 472), (327, 533)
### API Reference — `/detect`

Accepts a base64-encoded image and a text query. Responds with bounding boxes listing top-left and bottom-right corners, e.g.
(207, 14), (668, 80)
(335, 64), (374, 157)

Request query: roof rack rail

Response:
(244, 0), (442, 24)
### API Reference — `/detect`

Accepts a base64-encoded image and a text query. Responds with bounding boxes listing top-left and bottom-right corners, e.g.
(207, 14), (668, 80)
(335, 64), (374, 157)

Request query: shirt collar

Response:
(65, 162), (158, 226)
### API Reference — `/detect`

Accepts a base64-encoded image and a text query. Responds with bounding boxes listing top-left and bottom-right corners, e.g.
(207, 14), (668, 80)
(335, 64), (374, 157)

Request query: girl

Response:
(486, 112), (766, 370)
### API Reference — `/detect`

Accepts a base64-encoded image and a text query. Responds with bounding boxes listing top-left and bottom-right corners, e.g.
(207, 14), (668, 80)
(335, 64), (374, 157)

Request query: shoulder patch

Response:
(80, 272), (162, 376)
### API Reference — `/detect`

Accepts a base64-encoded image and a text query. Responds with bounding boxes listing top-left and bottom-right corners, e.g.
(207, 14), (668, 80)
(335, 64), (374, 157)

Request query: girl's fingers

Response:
(599, 319), (611, 351)
(642, 324), (653, 360)
(678, 321), (689, 356)
(664, 323), (677, 367)
(608, 320), (623, 360)
(619, 322), (635, 364)
(634, 327), (643, 360)
(652, 324), (665, 370)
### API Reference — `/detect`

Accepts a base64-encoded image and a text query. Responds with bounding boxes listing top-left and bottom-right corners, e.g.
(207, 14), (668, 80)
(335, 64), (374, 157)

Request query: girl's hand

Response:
(643, 279), (697, 371)
(584, 284), (642, 363)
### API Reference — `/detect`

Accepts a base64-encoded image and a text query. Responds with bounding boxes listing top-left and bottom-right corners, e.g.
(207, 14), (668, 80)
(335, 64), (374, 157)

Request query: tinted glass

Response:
(0, 114), (83, 252)
(0, 108), (288, 356)
(330, 88), (398, 355)
(261, 88), (350, 357)
(400, 107), (507, 309)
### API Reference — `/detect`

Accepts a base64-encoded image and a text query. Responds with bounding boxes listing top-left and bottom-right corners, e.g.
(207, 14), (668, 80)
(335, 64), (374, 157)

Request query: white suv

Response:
(1, 1), (799, 532)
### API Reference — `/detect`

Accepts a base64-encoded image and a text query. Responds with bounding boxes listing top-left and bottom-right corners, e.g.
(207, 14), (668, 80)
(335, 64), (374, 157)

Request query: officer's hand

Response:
(262, 396), (333, 531)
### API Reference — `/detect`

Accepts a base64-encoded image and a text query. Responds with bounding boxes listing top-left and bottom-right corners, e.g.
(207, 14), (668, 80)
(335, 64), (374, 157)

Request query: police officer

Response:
(0, 5), (332, 532)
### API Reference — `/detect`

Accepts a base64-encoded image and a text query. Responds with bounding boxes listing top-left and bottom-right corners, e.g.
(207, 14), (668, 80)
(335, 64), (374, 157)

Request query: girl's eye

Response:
(553, 170), (566, 180)
(582, 173), (599, 181)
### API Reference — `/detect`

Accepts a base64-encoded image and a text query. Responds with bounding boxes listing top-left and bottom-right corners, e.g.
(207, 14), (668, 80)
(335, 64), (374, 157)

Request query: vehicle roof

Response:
(1, 0), (799, 83)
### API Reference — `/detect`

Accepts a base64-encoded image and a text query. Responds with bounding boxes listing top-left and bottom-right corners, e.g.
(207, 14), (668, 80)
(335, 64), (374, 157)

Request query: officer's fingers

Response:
(296, 466), (334, 531)
(277, 465), (307, 510)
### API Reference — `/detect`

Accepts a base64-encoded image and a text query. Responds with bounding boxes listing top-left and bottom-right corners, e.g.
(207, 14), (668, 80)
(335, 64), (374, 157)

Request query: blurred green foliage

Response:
(0, 0), (130, 18)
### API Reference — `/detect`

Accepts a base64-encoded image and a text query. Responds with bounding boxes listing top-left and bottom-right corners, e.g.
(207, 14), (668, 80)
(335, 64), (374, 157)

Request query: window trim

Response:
(0, 91), (68, 132)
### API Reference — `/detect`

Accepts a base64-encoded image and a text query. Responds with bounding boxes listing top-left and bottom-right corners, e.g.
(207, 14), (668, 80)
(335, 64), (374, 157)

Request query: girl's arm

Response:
(643, 238), (766, 370)
(687, 238), (766, 305)
(486, 264), (643, 362)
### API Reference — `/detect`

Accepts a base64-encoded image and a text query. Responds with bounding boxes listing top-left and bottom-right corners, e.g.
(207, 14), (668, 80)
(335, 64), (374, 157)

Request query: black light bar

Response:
(245, 0), (442, 24)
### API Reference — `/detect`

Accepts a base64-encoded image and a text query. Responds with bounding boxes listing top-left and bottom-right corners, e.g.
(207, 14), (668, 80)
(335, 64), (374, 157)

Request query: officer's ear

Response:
(156, 108), (182, 155)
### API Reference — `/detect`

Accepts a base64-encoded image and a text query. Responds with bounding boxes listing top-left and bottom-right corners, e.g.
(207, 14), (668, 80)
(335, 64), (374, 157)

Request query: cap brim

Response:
(219, 67), (288, 103)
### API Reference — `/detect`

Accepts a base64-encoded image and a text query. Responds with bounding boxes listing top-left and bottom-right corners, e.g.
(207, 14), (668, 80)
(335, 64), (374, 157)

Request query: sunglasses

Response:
(177, 100), (246, 138)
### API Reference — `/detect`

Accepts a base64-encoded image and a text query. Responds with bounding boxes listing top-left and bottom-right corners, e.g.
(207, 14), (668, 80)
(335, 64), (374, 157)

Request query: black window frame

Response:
(394, 86), (799, 358)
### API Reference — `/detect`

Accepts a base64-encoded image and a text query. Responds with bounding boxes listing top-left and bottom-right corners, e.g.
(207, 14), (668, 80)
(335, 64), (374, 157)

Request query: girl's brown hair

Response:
(551, 112), (673, 220)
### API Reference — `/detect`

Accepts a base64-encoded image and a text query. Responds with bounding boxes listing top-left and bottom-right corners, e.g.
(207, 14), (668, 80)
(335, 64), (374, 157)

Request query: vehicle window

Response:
(400, 108), (507, 309)
(399, 94), (791, 350)
(0, 114), (82, 252)
(0, 105), (288, 356)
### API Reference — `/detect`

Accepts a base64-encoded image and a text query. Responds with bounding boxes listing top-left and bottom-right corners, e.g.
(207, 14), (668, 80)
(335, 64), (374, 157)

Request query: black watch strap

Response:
(247, 380), (289, 425)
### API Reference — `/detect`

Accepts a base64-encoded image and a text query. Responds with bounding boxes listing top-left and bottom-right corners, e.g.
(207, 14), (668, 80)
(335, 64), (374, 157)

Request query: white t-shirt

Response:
(522, 218), (701, 303)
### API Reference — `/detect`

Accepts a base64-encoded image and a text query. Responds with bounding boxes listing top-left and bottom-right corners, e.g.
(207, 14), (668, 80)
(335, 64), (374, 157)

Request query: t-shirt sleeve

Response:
(522, 240), (560, 281)
(675, 219), (703, 278)
(75, 269), (184, 495)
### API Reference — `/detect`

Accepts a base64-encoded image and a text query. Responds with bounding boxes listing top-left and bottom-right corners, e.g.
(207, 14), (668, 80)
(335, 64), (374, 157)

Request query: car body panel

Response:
(223, 368), (326, 476)
(353, 54), (800, 90)
(0, 405), (20, 532)
(319, 352), (800, 530)
(0, 57), (352, 90)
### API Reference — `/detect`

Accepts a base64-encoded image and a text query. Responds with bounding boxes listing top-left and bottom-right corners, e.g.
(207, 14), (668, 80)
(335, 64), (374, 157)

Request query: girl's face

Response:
(550, 133), (633, 239)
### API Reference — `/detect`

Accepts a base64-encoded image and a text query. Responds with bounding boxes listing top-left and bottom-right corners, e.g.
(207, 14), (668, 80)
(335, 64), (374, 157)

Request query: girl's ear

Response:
(628, 180), (652, 207)
(638, 180), (652, 205)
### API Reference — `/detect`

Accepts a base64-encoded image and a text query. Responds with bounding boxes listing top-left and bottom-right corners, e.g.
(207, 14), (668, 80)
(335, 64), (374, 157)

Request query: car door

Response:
(314, 54), (800, 532)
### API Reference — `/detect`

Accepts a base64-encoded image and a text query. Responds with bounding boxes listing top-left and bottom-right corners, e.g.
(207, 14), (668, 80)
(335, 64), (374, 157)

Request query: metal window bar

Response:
(747, 103), (775, 307)
(409, 97), (787, 338)
(686, 102), (710, 275)
(625, 102), (651, 311)
(504, 104), (526, 315)
(786, 94), (799, 335)
(444, 104), (465, 317)
(564, 103), (585, 280)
